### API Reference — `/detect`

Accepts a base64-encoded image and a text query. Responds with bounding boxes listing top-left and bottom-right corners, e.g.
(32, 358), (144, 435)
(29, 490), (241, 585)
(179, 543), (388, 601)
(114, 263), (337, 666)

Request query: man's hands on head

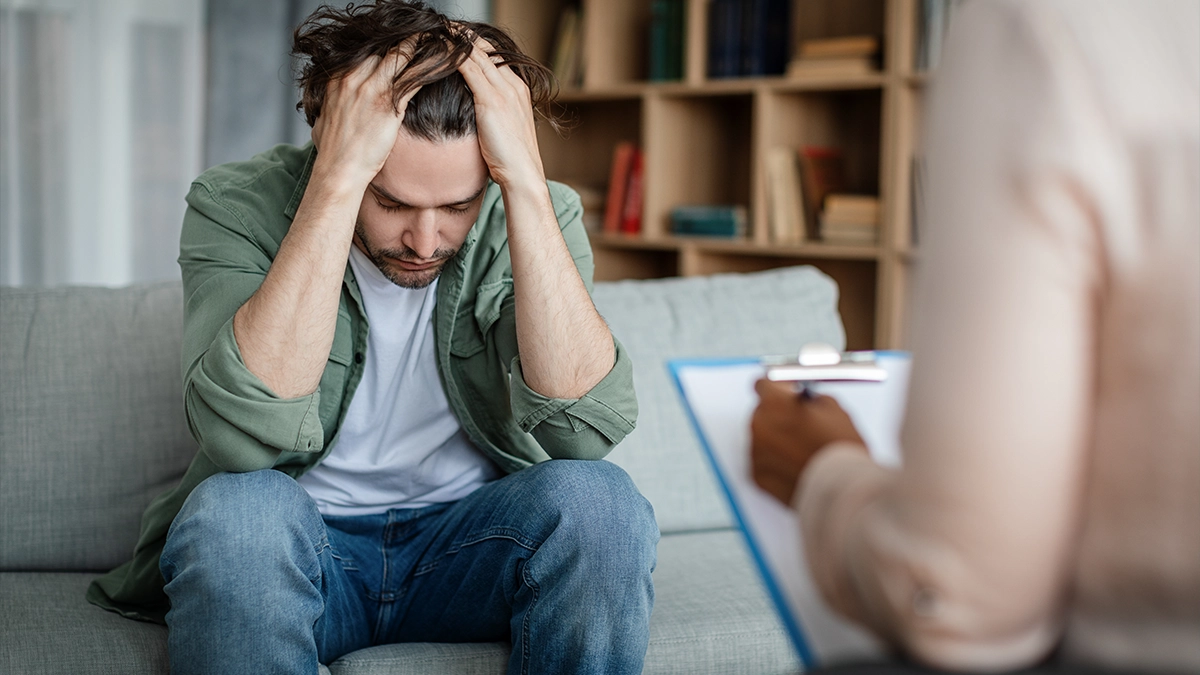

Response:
(311, 39), (422, 194)
(750, 380), (867, 506)
(456, 38), (547, 192)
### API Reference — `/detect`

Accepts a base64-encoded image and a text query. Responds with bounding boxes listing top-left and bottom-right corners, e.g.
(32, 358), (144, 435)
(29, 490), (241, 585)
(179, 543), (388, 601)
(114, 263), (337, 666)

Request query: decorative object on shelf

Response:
(649, 0), (686, 82)
(670, 205), (748, 238)
(915, 0), (966, 71)
(797, 146), (846, 241)
(603, 142), (642, 235)
(820, 194), (880, 245)
(550, 4), (584, 88)
(765, 147), (807, 245)
(786, 35), (880, 78)
(708, 0), (791, 79)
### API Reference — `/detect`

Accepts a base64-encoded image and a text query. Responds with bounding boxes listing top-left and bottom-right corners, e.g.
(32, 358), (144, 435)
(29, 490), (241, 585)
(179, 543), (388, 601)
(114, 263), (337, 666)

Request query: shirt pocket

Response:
(449, 279), (511, 359)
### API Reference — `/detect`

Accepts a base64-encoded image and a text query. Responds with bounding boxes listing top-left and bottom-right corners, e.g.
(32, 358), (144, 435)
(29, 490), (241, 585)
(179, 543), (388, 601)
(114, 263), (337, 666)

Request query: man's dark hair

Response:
(292, 1), (560, 141)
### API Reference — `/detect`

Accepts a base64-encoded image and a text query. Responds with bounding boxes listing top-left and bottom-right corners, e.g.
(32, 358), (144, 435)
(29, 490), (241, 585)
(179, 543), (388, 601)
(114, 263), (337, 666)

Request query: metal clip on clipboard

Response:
(762, 342), (888, 383)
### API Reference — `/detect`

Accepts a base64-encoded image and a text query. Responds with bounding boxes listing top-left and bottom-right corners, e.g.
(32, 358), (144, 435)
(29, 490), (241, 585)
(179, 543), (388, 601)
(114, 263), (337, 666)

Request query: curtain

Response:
(0, 0), (204, 287)
(0, 0), (487, 287)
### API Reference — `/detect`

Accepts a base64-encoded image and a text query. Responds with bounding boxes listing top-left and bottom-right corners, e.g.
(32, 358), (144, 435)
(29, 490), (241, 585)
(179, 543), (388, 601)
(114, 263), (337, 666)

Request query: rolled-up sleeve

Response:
(497, 181), (639, 459)
(508, 337), (638, 460)
(179, 182), (326, 472)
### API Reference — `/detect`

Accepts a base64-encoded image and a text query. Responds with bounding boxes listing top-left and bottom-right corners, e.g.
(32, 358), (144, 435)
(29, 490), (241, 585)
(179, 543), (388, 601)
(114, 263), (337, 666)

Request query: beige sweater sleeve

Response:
(795, 1), (1118, 670)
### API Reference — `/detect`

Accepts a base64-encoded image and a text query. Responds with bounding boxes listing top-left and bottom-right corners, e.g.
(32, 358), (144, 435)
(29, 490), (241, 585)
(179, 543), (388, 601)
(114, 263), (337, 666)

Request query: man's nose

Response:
(403, 209), (440, 259)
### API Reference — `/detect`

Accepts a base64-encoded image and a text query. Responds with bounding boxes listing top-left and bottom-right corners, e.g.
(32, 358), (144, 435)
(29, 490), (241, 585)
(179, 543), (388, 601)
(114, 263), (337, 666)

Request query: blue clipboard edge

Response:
(667, 357), (818, 670)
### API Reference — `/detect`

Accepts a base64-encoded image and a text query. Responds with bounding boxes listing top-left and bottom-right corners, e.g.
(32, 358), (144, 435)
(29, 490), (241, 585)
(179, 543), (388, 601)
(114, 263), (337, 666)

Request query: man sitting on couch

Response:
(86, 2), (657, 673)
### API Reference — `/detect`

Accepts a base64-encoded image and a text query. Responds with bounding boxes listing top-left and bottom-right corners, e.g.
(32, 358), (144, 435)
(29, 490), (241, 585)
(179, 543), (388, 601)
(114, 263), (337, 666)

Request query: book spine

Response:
(620, 149), (645, 234)
(650, 0), (669, 81)
(603, 143), (637, 234)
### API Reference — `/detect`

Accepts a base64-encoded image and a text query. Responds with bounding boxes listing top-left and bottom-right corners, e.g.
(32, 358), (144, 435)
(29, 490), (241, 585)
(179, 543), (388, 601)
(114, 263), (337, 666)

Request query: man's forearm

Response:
(232, 165), (362, 399)
(503, 180), (614, 400)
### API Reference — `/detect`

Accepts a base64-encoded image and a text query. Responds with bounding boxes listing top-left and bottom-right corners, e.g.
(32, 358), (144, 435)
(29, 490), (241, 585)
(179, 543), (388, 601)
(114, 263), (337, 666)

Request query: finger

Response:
(344, 54), (383, 89)
(469, 43), (511, 90)
(755, 378), (797, 402)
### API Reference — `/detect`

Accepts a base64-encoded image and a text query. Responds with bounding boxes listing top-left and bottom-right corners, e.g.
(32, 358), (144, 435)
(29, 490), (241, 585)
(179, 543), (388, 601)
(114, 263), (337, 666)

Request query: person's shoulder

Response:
(546, 180), (582, 217)
(189, 143), (313, 210)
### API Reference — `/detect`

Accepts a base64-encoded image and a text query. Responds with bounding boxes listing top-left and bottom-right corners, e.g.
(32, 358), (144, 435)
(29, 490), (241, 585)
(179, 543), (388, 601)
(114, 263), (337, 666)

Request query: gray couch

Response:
(0, 265), (846, 674)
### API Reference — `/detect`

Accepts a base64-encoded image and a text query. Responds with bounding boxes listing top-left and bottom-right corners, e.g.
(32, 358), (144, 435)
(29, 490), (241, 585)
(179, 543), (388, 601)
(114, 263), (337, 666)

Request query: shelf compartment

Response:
(592, 246), (679, 281)
(793, 0), (889, 70)
(754, 87), (883, 245)
(540, 97), (642, 190)
(644, 93), (754, 239)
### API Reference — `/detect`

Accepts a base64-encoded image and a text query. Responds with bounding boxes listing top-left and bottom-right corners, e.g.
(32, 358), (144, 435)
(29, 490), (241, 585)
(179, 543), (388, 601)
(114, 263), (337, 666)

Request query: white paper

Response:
(673, 353), (912, 668)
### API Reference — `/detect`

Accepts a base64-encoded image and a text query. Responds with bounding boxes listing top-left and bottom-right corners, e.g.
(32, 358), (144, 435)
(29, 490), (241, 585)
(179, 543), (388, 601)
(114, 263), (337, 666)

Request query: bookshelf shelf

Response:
(495, 0), (933, 350)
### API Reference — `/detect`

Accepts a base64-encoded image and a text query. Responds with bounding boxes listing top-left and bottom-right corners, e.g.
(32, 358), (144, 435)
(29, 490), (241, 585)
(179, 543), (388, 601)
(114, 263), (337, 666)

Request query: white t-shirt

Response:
(297, 246), (500, 516)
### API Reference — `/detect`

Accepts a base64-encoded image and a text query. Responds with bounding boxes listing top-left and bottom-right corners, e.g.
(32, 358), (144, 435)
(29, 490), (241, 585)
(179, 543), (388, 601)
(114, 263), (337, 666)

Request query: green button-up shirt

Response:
(87, 143), (638, 623)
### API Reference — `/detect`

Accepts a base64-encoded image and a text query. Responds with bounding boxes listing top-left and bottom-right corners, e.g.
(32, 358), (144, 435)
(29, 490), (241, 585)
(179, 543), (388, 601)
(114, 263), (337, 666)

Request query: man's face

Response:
(353, 130), (489, 289)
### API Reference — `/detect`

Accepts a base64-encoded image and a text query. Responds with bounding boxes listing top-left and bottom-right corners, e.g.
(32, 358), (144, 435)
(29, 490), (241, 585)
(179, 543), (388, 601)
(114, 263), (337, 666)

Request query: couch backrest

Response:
(593, 266), (844, 533)
(0, 282), (196, 571)
(0, 266), (843, 570)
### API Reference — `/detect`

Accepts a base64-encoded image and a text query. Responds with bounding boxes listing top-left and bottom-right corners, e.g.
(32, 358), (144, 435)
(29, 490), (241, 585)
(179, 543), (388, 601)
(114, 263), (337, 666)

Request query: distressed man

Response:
(87, 3), (657, 673)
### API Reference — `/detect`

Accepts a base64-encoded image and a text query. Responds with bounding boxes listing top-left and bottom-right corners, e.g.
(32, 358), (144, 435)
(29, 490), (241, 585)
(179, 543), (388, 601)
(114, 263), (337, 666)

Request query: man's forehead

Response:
(374, 131), (489, 206)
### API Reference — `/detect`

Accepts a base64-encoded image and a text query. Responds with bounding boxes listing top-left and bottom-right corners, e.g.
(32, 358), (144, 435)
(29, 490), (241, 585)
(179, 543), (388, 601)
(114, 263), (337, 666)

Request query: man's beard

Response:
(354, 218), (458, 289)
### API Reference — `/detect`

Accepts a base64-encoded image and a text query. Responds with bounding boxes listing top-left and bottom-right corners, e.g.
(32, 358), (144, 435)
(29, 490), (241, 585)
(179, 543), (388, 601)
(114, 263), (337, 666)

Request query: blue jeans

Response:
(159, 460), (658, 675)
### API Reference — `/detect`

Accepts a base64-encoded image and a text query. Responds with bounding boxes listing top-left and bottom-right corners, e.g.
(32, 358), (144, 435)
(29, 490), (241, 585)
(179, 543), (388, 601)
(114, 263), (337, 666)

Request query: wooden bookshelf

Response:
(494, 0), (929, 351)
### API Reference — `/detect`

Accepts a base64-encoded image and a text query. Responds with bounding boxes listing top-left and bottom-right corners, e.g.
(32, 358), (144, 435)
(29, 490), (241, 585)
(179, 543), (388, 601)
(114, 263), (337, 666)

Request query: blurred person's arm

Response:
(791, 1), (1115, 669)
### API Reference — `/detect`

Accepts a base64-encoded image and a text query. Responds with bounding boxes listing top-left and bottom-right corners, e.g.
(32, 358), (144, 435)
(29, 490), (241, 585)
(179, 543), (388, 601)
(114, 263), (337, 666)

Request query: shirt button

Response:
(354, 352), (364, 364)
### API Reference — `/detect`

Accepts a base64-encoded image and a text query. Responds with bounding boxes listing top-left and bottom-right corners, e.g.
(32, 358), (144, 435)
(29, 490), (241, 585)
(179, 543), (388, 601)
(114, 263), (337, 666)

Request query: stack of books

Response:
(786, 35), (880, 78)
(821, 194), (880, 245)
(603, 142), (645, 235)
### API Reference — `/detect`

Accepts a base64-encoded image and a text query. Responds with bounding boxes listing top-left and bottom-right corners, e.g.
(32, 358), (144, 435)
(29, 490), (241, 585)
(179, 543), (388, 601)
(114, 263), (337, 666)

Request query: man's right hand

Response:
(310, 40), (423, 191)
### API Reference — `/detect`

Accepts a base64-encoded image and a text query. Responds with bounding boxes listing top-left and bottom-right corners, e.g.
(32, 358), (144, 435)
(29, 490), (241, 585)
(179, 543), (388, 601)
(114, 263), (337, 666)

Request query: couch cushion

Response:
(0, 283), (197, 571)
(593, 266), (844, 533)
(326, 529), (800, 675)
(0, 572), (169, 674)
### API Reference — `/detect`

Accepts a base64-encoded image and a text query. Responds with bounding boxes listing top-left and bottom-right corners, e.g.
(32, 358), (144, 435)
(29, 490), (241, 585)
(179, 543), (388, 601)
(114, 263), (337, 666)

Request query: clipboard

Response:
(668, 351), (912, 669)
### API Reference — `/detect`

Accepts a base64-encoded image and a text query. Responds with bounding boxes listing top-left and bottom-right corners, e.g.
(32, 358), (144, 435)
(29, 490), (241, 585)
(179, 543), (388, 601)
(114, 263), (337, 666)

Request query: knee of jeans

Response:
(165, 470), (322, 563)
(528, 460), (659, 566)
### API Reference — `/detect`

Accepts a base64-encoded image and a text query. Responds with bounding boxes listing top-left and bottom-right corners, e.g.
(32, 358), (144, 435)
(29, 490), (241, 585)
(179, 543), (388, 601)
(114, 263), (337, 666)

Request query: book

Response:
(823, 194), (880, 224)
(739, 0), (790, 77)
(669, 353), (910, 667)
(550, 6), (583, 88)
(797, 35), (880, 60)
(620, 149), (645, 234)
(786, 56), (876, 78)
(707, 0), (742, 78)
(603, 142), (638, 234)
(649, 0), (686, 81)
(764, 147), (806, 244)
(797, 147), (846, 240)
(670, 205), (747, 238)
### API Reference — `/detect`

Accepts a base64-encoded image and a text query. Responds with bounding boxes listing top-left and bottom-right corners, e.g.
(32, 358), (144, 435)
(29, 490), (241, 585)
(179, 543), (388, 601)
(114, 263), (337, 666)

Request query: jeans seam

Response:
(412, 529), (540, 577)
(519, 560), (539, 675)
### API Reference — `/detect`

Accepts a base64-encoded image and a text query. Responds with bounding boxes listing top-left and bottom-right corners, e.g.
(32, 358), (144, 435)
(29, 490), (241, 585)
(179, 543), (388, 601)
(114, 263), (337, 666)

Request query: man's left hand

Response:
(457, 39), (546, 191)
(750, 379), (867, 505)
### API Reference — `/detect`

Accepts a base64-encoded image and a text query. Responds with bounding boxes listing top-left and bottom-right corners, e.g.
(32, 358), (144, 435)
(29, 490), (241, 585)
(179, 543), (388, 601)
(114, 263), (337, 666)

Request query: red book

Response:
(797, 146), (846, 240)
(603, 142), (638, 234)
(620, 149), (645, 234)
